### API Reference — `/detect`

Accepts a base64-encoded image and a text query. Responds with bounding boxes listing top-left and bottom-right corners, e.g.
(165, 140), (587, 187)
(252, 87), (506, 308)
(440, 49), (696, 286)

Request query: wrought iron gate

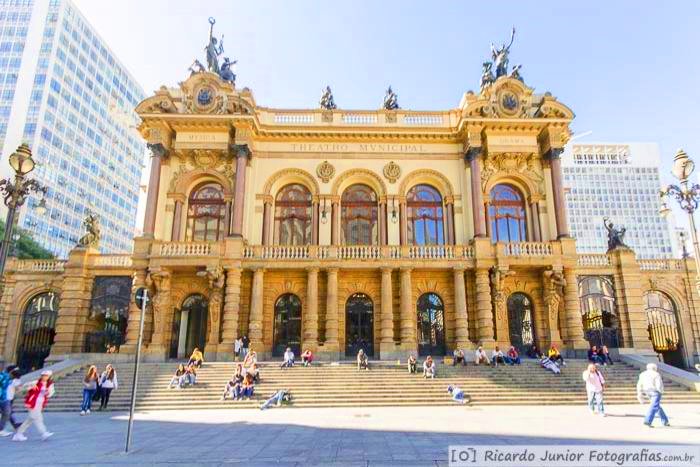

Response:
(507, 293), (535, 353)
(345, 293), (374, 357)
(273, 294), (302, 357)
(417, 293), (446, 356)
(16, 292), (59, 373)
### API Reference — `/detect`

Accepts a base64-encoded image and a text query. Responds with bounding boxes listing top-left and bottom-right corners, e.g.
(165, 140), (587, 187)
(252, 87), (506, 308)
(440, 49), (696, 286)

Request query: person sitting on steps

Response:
(188, 348), (204, 368)
(423, 356), (436, 379)
(167, 364), (186, 389)
(249, 363), (261, 383)
(301, 349), (314, 367)
(526, 344), (542, 359)
(243, 349), (257, 369)
(453, 348), (466, 366)
(183, 363), (197, 387)
(357, 349), (369, 371)
(548, 345), (566, 366)
(241, 373), (255, 400)
(474, 346), (490, 365)
(588, 345), (604, 365)
(491, 346), (506, 367)
(281, 347), (295, 368)
(599, 345), (613, 366)
(260, 389), (292, 410)
(506, 346), (521, 365)
(407, 354), (417, 374)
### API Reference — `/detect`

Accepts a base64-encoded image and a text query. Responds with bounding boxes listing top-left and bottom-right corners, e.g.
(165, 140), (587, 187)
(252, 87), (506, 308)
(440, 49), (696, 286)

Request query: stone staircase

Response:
(31, 359), (700, 412)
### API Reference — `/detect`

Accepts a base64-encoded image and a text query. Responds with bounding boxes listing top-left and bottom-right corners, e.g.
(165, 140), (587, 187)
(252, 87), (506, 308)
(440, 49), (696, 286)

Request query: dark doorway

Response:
(507, 293), (536, 353)
(345, 293), (374, 357)
(273, 294), (302, 357)
(645, 291), (685, 369)
(417, 293), (446, 356)
(16, 292), (59, 373)
(170, 294), (208, 359)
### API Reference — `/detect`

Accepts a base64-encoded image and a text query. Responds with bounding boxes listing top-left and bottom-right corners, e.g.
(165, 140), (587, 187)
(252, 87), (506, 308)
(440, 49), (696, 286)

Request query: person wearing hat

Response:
(0, 365), (23, 436)
(13, 370), (55, 441)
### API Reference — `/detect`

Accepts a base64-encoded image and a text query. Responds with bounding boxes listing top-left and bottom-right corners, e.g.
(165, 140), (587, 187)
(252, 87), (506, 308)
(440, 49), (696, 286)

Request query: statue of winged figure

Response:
(205, 17), (224, 74)
(490, 26), (515, 78)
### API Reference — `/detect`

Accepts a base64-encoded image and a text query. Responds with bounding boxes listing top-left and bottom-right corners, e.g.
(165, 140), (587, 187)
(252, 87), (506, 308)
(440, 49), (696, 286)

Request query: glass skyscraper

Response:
(0, 0), (145, 258)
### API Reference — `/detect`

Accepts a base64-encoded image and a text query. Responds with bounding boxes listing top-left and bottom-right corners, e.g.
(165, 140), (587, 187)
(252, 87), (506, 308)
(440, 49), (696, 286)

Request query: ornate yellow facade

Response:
(1, 71), (699, 370)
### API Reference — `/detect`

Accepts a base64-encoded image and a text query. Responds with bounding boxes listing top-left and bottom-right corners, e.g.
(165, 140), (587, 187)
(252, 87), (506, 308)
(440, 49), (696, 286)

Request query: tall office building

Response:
(0, 0), (145, 258)
(562, 143), (674, 259)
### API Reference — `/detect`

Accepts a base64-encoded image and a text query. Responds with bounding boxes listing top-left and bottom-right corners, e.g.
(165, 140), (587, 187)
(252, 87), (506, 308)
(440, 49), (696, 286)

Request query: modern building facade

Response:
(561, 143), (675, 259)
(0, 0), (145, 258)
(1, 62), (699, 373)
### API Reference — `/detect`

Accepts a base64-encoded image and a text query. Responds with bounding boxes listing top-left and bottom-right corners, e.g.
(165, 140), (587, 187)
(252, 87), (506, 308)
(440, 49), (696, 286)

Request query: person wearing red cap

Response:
(12, 370), (55, 442)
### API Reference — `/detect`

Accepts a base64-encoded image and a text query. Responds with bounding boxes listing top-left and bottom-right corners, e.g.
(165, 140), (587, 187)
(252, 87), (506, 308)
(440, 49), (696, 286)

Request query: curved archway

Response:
(185, 182), (226, 241)
(644, 290), (684, 368)
(507, 293), (535, 353)
(399, 169), (454, 199)
(488, 184), (527, 243)
(406, 184), (445, 245)
(273, 293), (302, 357)
(263, 168), (319, 197)
(16, 291), (60, 373)
(579, 276), (619, 348)
(170, 294), (208, 359)
(341, 184), (379, 245)
(345, 293), (374, 357)
(331, 168), (387, 198)
(274, 184), (313, 245)
(416, 292), (446, 356)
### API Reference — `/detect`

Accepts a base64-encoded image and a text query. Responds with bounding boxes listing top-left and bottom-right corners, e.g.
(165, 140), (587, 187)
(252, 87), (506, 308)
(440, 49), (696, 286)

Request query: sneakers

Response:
(41, 432), (54, 441)
(86, 409), (91, 414)
(0, 430), (14, 437)
(600, 413), (607, 417)
(12, 433), (27, 442)
(80, 410), (86, 416)
(663, 422), (670, 427)
(644, 423), (653, 428)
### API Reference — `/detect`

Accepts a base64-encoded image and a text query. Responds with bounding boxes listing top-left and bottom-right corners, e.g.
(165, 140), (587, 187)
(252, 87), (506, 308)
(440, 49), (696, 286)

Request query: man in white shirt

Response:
(491, 346), (506, 367)
(474, 346), (490, 365)
(281, 348), (295, 368)
(636, 363), (669, 427)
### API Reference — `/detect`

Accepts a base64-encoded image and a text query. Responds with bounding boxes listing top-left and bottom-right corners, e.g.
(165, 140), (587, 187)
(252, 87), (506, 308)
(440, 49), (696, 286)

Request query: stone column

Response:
(304, 267), (319, 350)
(529, 199), (541, 242)
(446, 201), (455, 245)
(562, 267), (589, 352)
(399, 268), (416, 349)
(311, 200), (319, 245)
(331, 199), (340, 245)
(142, 143), (166, 237)
(324, 268), (339, 351)
(475, 268), (495, 345)
(453, 267), (471, 349)
(145, 269), (172, 357)
(262, 198), (272, 245)
(546, 148), (569, 238)
(248, 268), (264, 350)
(399, 200), (408, 245)
(220, 268), (242, 355)
(171, 199), (183, 241)
(466, 147), (487, 238)
(206, 282), (224, 359)
(121, 270), (147, 353)
(231, 144), (250, 237)
(380, 267), (394, 356)
(224, 200), (232, 236)
(378, 200), (386, 246)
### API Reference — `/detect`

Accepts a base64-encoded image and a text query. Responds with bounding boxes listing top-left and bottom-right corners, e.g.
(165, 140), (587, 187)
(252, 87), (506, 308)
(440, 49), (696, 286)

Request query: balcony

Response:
(638, 259), (685, 271)
(151, 241), (221, 258)
(242, 244), (475, 262)
(502, 242), (553, 257)
(92, 254), (133, 268)
(10, 259), (66, 273)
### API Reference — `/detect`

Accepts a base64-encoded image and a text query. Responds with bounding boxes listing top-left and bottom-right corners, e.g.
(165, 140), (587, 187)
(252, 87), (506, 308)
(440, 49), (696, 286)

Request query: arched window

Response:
(579, 276), (619, 348)
(341, 184), (378, 245)
(644, 291), (680, 353)
(407, 184), (444, 245)
(274, 184), (312, 245)
(488, 184), (527, 243)
(186, 182), (226, 241)
(16, 291), (60, 373)
(85, 276), (132, 353)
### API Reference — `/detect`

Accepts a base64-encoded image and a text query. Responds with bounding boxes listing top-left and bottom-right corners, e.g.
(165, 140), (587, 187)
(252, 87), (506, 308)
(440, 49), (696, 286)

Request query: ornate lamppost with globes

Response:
(0, 143), (48, 280)
(660, 149), (700, 291)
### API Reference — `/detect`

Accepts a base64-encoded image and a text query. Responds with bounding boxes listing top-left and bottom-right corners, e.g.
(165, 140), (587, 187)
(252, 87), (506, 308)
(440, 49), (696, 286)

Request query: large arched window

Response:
(407, 184), (444, 245)
(341, 184), (378, 245)
(186, 182), (226, 241)
(579, 276), (619, 348)
(488, 184), (527, 243)
(16, 291), (60, 373)
(644, 291), (681, 353)
(274, 184), (312, 245)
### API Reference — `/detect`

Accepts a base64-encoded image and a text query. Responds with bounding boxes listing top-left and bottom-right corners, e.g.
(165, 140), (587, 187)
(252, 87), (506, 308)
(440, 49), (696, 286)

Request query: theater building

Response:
(1, 68), (699, 371)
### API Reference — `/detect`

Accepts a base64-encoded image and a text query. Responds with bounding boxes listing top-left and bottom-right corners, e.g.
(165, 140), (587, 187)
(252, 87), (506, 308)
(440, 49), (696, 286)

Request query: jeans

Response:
(589, 355), (604, 365)
(506, 356), (521, 365)
(281, 360), (294, 368)
(1, 399), (21, 430)
(242, 386), (254, 398)
(492, 356), (505, 366)
(17, 408), (47, 436)
(81, 389), (96, 411)
(100, 388), (113, 408)
(408, 362), (417, 373)
(186, 374), (196, 385)
(644, 391), (669, 425)
(587, 390), (604, 414)
(452, 357), (465, 366)
(260, 391), (285, 410)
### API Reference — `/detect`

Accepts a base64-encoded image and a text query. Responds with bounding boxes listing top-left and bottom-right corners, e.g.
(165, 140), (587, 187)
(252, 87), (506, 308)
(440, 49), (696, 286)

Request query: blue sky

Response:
(76, 0), (700, 218)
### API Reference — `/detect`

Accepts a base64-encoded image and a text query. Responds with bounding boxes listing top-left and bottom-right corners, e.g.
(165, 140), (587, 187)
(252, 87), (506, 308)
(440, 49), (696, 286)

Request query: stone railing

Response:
(12, 259), (66, 273)
(92, 254), (133, 268)
(154, 242), (217, 257)
(638, 259), (685, 271)
(577, 254), (612, 268)
(342, 113), (378, 124)
(402, 114), (443, 125)
(503, 242), (553, 257)
(338, 245), (382, 260)
(242, 244), (475, 261)
(273, 114), (314, 124)
(408, 245), (455, 259)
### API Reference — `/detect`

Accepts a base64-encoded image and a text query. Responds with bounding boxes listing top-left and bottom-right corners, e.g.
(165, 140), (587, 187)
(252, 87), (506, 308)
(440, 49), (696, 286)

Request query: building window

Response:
(488, 184), (527, 243)
(644, 291), (680, 353)
(579, 276), (619, 348)
(407, 184), (444, 245)
(274, 184), (312, 245)
(341, 184), (378, 245)
(186, 182), (226, 241)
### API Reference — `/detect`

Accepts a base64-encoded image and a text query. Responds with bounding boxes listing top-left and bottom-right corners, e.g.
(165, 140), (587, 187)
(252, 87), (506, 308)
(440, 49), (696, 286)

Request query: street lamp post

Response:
(660, 149), (700, 292)
(0, 143), (47, 278)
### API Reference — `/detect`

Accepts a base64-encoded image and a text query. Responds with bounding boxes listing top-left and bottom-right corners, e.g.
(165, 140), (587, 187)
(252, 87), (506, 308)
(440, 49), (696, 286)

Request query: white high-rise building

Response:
(0, 0), (145, 258)
(562, 143), (674, 259)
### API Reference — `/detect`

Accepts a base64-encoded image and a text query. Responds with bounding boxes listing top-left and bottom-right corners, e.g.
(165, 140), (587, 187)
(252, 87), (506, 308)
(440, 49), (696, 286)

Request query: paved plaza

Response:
(2, 404), (699, 466)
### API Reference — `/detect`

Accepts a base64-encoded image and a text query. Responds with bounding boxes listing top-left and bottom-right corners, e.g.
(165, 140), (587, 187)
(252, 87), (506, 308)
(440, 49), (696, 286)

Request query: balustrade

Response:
(577, 254), (612, 267)
(155, 242), (214, 257)
(503, 242), (553, 257)
(12, 259), (66, 273)
(638, 259), (684, 271)
(92, 255), (133, 268)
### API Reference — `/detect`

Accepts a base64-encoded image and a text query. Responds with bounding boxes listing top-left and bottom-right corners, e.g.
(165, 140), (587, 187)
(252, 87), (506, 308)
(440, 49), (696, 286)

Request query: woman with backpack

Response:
(0, 365), (22, 436)
(12, 370), (54, 442)
(99, 364), (118, 410)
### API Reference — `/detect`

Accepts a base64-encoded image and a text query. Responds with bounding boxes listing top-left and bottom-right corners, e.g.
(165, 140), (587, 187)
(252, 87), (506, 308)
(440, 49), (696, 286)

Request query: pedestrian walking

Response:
(0, 365), (22, 436)
(98, 364), (118, 410)
(241, 335), (250, 359)
(12, 370), (55, 442)
(636, 363), (669, 427)
(582, 363), (606, 416)
(80, 365), (98, 415)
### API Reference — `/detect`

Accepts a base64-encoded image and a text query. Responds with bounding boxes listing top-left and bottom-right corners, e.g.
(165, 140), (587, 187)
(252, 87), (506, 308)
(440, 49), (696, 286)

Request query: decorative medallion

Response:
(316, 160), (335, 183)
(383, 161), (401, 184)
(497, 88), (520, 116)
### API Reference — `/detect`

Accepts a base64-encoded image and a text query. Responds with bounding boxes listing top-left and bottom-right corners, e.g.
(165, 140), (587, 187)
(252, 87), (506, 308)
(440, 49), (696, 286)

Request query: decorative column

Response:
(331, 198), (340, 245)
(248, 268), (264, 350)
(220, 267), (242, 354)
(144, 269), (171, 356)
(399, 199), (408, 245)
(399, 268), (415, 349)
(545, 148), (569, 238)
(529, 197), (541, 242)
(475, 268), (494, 345)
(380, 267), (394, 356)
(142, 143), (166, 237)
(453, 267), (470, 349)
(324, 268), (339, 351)
(171, 199), (183, 241)
(378, 200), (386, 246)
(445, 197), (455, 245)
(466, 147), (487, 238)
(562, 267), (589, 351)
(230, 144), (250, 237)
(205, 267), (225, 358)
(304, 267), (319, 350)
(311, 199), (319, 244)
(261, 197), (273, 245)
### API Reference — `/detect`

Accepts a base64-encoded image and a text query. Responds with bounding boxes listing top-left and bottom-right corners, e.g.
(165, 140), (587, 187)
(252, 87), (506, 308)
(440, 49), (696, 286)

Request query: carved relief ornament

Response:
(480, 152), (544, 194)
(316, 160), (336, 183)
(383, 161), (402, 184)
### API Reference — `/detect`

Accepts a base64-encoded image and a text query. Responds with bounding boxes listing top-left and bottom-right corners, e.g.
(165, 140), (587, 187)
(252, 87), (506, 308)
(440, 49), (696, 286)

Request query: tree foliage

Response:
(0, 220), (53, 259)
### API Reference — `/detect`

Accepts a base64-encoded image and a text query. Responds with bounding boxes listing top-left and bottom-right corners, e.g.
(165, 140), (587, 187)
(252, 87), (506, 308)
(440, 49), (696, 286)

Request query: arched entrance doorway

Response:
(507, 293), (536, 353)
(16, 291), (59, 373)
(345, 293), (374, 357)
(273, 294), (302, 357)
(170, 294), (208, 359)
(644, 291), (685, 369)
(416, 292), (446, 356)
(579, 276), (619, 348)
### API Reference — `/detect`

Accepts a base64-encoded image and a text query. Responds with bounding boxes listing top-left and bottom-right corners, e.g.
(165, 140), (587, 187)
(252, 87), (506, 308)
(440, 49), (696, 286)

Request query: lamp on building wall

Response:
(660, 148), (700, 293)
(391, 198), (398, 224)
(320, 198), (328, 224)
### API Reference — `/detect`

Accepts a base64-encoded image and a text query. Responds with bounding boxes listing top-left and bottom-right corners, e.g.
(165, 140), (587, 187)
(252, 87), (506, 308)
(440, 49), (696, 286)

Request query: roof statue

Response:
(603, 217), (629, 251)
(220, 57), (237, 84)
(383, 86), (399, 110)
(480, 62), (495, 90)
(319, 86), (337, 110)
(481, 26), (521, 92)
(189, 17), (237, 85)
(77, 210), (100, 248)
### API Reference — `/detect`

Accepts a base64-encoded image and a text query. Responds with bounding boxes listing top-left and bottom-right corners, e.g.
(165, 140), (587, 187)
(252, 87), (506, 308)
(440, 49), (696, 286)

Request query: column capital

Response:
(306, 266), (320, 274)
(452, 266), (466, 274)
(230, 143), (251, 159)
(325, 267), (339, 274)
(543, 147), (565, 161)
(249, 266), (266, 274)
(380, 267), (393, 275)
(147, 142), (168, 159)
(465, 146), (482, 162)
(399, 266), (413, 274)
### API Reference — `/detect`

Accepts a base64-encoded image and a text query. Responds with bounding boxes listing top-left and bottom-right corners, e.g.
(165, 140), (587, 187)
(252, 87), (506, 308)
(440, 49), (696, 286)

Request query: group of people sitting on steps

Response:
(587, 345), (614, 366)
(471, 346), (523, 367)
(280, 348), (314, 368)
(167, 348), (204, 389)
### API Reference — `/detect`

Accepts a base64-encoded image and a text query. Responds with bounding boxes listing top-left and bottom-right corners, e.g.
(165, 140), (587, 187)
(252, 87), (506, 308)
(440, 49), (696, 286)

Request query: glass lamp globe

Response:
(8, 143), (35, 176)
(672, 149), (693, 181)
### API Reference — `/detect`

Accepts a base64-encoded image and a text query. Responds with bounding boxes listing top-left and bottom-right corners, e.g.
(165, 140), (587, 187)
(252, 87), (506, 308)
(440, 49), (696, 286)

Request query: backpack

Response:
(0, 372), (11, 402)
